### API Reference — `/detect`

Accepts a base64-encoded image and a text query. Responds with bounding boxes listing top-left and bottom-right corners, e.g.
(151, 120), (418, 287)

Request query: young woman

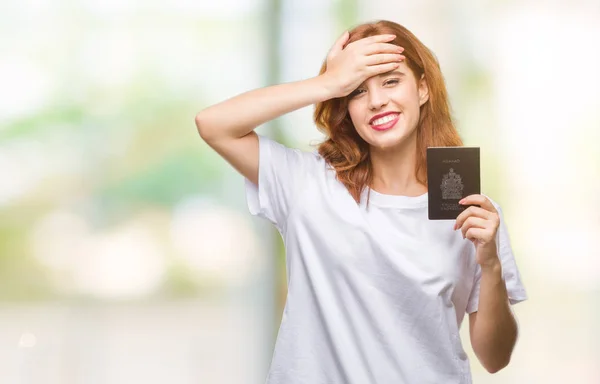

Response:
(196, 20), (527, 384)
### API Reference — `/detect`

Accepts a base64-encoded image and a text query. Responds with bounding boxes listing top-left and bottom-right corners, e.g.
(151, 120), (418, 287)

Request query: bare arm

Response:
(194, 32), (404, 185)
(455, 195), (520, 374)
(469, 259), (518, 373)
(195, 76), (334, 185)
(196, 76), (334, 143)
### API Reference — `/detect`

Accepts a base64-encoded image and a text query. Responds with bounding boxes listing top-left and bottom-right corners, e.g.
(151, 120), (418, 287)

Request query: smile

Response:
(370, 113), (400, 131)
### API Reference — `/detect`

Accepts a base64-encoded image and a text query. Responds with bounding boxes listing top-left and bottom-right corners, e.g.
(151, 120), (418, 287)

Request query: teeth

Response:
(372, 114), (398, 126)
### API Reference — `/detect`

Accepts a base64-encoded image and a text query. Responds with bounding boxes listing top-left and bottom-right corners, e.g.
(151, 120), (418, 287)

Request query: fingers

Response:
(459, 194), (497, 213)
(458, 217), (488, 239)
(355, 39), (404, 69)
(454, 206), (498, 231)
(365, 62), (402, 76)
(464, 227), (492, 243)
(363, 43), (404, 56)
(329, 30), (350, 57)
(364, 53), (405, 66)
(326, 33), (403, 97)
(348, 34), (397, 48)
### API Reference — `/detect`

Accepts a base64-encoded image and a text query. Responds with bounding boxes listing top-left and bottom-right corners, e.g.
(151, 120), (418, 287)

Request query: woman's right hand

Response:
(321, 32), (405, 99)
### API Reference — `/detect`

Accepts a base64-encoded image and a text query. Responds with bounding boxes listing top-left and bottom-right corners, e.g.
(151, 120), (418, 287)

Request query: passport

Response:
(426, 147), (480, 220)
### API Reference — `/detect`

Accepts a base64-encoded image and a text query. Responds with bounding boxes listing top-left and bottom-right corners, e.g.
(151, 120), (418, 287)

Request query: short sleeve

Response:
(466, 202), (528, 314)
(244, 134), (311, 233)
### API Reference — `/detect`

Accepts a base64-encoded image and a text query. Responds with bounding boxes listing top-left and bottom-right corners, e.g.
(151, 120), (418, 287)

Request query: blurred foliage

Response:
(0, 1), (274, 303)
(336, 0), (358, 31)
(159, 261), (204, 299)
(0, 75), (226, 300)
(0, 221), (56, 301)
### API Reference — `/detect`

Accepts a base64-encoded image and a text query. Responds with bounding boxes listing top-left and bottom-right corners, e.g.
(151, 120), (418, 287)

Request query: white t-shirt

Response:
(245, 135), (527, 384)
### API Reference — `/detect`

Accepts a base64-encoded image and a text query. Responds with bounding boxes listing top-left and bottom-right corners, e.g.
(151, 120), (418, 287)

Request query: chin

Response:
(367, 131), (410, 150)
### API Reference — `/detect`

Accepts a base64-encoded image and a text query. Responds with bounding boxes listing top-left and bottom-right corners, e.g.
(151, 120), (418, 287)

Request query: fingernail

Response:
(459, 199), (465, 205)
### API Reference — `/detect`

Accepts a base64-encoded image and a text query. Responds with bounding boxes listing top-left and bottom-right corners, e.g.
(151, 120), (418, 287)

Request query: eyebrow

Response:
(378, 70), (406, 78)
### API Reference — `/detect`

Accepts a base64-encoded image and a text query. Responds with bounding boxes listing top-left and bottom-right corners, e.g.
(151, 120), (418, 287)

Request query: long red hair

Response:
(314, 20), (463, 204)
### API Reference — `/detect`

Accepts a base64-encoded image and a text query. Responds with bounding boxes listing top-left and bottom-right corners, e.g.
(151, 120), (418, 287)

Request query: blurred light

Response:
(73, 222), (167, 299)
(80, 0), (258, 16)
(170, 197), (261, 284)
(494, 5), (600, 291)
(31, 210), (167, 299)
(0, 57), (51, 123)
(17, 332), (37, 349)
(31, 210), (89, 273)
(78, 30), (137, 88)
(0, 140), (51, 205)
(537, 227), (600, 291)
(0, 137), (86, 206)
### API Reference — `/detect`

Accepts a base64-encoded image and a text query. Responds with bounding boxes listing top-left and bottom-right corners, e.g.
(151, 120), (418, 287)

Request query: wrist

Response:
(314, 73), (339, 100)
(480, 258), (502, 274)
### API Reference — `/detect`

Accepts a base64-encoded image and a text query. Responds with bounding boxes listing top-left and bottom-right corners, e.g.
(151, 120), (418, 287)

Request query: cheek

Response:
(394, 85), (420, 106)
(347, 104), (362, 127)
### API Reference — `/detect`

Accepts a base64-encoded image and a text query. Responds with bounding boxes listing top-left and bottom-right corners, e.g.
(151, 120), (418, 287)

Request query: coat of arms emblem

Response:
(441, 168), (464, 200)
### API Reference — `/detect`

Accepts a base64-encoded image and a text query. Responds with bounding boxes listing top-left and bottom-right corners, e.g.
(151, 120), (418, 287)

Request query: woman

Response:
(196, 20), (527, 384)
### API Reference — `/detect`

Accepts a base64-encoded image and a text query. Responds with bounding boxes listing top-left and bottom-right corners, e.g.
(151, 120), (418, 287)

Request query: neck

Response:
(369, 132), (426, 197)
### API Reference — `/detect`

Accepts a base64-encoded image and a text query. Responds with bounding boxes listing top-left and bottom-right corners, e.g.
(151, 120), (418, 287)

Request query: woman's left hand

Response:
(453, 194), (500, 268)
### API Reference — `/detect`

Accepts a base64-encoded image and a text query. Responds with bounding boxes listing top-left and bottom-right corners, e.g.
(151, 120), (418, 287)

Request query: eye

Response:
(384, 79), (400, 86)
(349, 88), (366, 98)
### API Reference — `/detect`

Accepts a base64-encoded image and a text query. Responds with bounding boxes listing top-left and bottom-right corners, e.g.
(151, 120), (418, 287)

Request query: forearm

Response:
(472, 259), (518, 373)
(195, 75), (334, 141)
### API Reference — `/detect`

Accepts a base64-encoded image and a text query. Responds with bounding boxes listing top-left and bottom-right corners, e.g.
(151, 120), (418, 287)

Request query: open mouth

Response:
(370, 113), (400, 131)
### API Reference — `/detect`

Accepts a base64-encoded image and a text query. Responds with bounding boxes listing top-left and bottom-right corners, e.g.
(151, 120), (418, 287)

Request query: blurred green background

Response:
(0, 0), (599, 383)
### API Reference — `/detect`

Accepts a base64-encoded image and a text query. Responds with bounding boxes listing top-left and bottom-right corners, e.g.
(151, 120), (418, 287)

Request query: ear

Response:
(418, 74), (429, 106)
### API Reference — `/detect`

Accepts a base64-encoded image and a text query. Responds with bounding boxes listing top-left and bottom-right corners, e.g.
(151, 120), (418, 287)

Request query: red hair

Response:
(314, 20), (463, 204)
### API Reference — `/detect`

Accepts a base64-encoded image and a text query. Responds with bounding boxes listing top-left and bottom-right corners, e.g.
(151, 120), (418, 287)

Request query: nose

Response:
(367, 87), (388, 110)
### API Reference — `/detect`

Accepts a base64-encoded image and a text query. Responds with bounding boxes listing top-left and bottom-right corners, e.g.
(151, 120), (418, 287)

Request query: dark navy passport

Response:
(426, 147), (480, 220)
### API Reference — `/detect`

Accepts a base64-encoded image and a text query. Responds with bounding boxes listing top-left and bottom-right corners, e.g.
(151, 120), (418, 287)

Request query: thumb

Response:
(328, 30), (350, 57)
